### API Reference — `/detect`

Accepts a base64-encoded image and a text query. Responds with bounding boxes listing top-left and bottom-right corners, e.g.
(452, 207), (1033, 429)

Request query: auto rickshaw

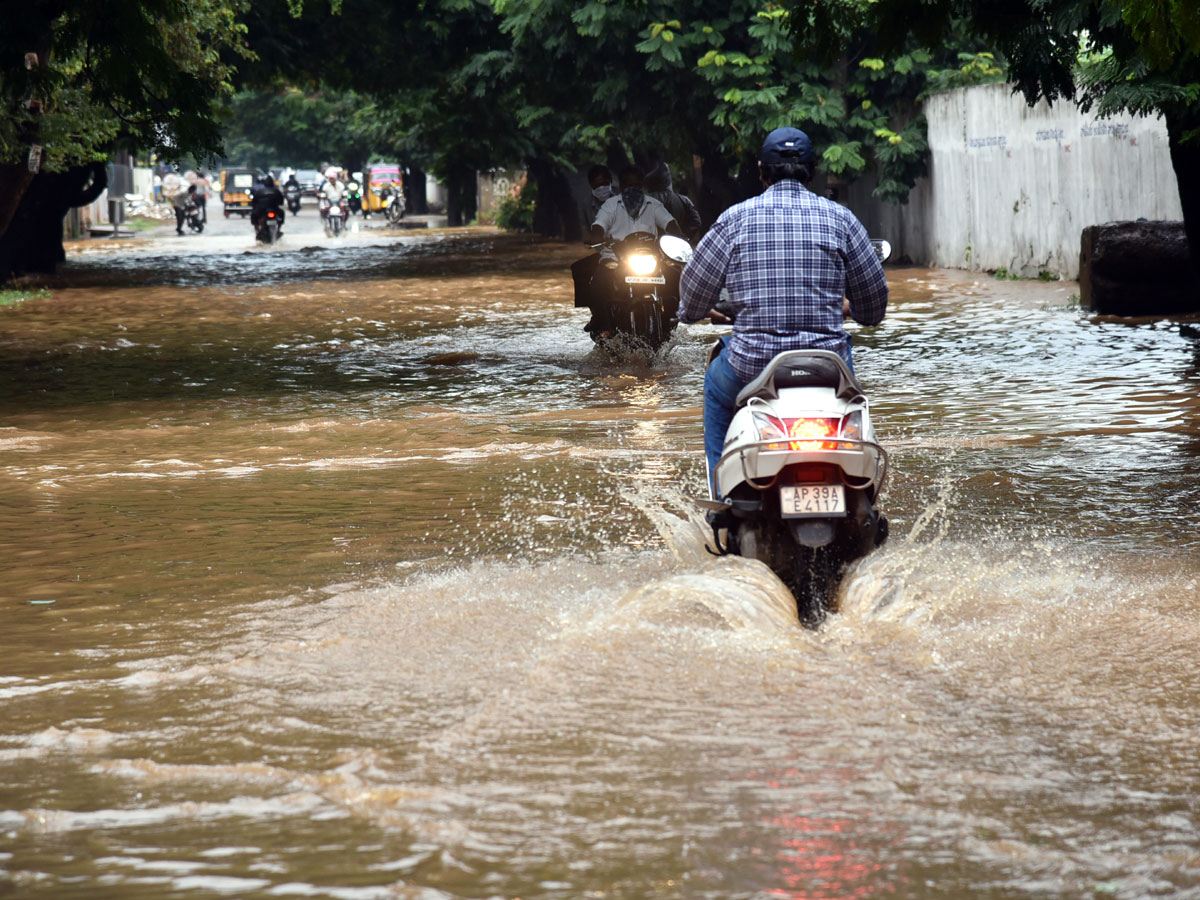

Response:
(219, 167), (262, 217)
(363, 163), (404, 217)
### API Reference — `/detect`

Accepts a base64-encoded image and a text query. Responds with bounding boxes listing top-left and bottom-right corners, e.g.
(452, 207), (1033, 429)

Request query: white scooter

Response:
(698, 240), (892, 626)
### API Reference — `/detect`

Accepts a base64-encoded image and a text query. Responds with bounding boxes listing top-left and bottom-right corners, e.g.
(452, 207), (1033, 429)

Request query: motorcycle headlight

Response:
(627, 253), (658, 276)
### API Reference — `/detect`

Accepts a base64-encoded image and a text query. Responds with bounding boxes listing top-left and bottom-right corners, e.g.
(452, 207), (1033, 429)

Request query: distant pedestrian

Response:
(193, 171), (212, 222)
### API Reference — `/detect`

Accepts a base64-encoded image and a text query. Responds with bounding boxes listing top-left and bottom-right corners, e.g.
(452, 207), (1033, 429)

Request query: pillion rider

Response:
(677, 126), (888, 482)
(584, 164), (681, 335)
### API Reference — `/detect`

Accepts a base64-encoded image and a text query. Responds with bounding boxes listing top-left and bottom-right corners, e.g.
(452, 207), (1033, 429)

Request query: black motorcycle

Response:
(382, 185), (405, 223)
(254, 207), (284, 244)
(185, 199), (204, 233)
(344, 179), (363, 216)
(284, 182), (302, 215)
(587, 232), (691, 351)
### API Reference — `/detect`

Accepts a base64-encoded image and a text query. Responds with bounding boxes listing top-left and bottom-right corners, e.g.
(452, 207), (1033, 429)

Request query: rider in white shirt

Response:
(584, 164), (681, 334)
(320, 168), (345, 203)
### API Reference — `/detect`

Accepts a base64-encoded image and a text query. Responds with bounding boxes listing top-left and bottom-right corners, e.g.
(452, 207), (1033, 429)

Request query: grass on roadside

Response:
(0, 288), (50, 307)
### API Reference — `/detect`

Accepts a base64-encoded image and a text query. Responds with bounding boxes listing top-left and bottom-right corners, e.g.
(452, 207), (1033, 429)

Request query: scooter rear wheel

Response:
(736, 521), (838, 628)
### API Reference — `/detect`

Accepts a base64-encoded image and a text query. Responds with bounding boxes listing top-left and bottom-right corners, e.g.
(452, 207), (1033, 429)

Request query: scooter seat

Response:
(735, 349), (864, 407)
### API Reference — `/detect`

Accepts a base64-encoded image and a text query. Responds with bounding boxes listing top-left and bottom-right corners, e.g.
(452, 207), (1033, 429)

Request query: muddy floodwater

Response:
(1, 224), (1199, 899)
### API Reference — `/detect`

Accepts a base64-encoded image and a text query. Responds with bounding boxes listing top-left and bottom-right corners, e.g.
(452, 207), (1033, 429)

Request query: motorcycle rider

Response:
(173, 184), (196, 235)
(677, 126), (888, 482)
(319, 168), (345, 221)
(570, 165), (615, 313)
(646, 161), (702, 244)
(250, 175), (285, 234)
(586, 164), (681, 335)
(283, 172), (302, 213)
(343, 172), (363, 215)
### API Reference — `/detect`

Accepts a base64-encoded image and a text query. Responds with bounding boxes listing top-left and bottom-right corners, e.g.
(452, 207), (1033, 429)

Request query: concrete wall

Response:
(847, 82), (1183, 278)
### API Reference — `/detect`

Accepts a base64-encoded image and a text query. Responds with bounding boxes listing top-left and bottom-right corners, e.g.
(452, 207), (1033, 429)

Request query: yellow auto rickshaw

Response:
(219, 167), (262, 217)
(363, 163), (404, 217)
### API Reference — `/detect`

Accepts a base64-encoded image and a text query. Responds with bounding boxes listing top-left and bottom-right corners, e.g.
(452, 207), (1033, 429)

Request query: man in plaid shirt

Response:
(678, 126), (888, 484)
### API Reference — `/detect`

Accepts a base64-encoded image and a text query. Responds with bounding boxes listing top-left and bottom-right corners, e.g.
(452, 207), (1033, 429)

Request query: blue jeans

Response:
(703, 335), (855, 495)
(704, 337), (746, 493)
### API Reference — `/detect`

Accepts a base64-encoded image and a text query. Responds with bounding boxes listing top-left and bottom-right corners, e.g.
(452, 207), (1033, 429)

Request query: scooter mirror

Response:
(871, 239), (892, 262)
(660, 234), (694, 264)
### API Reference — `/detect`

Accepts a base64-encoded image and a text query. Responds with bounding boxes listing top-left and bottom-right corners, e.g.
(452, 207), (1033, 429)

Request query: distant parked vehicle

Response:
(219, 168), (264, 217)
(295, 169), (322, 197)
(363, 163), (403, 218)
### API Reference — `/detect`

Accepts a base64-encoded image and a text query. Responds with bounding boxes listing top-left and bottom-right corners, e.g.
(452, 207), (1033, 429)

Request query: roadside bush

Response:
(496, 178), (536, 232)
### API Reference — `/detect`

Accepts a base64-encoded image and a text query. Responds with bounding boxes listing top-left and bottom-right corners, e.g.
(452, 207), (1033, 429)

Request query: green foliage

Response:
(631, 1), (974, 202)
(865, 0), (1200, 142)
(221, 85), (378, 169)
(924, 52), (1007, 96)
(495, 178), (537, 231)
(0, 0), (253, 170)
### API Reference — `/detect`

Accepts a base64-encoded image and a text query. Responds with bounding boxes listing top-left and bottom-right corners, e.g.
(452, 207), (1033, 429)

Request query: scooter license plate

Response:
(625, 275), (666, 284)
(780, 484), (846, 517)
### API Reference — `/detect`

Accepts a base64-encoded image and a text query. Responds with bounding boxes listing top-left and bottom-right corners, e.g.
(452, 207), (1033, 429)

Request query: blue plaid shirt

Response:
(678, 180), (888, 382)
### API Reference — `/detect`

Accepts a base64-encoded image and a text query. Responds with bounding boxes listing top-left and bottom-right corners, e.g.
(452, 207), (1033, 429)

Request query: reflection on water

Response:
(1, 230), (1199, 898)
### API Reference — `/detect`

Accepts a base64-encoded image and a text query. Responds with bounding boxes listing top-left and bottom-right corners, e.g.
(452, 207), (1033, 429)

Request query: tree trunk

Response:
(404, 165), (428, 214)
(1165, 105), (1200, 275)
(0, 162), (107, 283)
(527, 158), (585, 242)
(445, 163), (477, 227)
(0, 165), (36, 247)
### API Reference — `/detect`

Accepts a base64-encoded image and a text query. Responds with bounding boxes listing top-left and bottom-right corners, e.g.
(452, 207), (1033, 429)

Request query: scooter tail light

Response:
(840, 410), (863, 441)
(783, 417), (839, 451)
(751, 412), (788, 450)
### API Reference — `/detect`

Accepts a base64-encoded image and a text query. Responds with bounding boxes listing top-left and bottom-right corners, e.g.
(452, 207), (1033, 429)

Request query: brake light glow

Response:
(786, 417), (838, 450)
(752, 412), (860, 451)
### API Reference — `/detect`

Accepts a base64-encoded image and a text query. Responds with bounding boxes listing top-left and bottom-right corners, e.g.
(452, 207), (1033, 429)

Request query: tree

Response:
(0, 0), (251, 281)
(220, 84), (379, 172)
(863, 0), (1200, 266)
(489, 0), (1004, 236)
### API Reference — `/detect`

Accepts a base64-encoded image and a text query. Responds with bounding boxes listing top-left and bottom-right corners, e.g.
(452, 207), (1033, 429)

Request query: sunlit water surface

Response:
(1, 227), (1198, 899)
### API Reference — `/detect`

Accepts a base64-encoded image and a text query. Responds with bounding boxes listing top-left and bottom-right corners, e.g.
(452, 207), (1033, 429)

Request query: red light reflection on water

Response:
(749, 768), (904, 899)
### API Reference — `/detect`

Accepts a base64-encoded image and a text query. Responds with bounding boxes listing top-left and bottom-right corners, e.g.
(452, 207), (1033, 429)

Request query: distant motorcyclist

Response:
(343, 173), (363, 215)
(319, 167), (349, 235)
(585, 164), (681, 335)
(250, 176), (285, 233)
(283, 173), (302, 214)
(589, 164), (680, 250)
(319, 168), (345, 203)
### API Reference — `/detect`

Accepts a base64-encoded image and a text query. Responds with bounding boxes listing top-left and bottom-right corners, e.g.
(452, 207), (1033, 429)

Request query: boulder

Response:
(1079, 221), (1200, 315)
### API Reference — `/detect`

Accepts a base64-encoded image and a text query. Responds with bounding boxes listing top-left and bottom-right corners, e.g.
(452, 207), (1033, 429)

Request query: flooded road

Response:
(1, 216), (1199, 899)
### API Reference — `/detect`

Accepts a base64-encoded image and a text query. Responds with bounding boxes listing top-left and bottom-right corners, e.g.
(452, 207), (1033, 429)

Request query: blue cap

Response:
(761, 127), (815, 165)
